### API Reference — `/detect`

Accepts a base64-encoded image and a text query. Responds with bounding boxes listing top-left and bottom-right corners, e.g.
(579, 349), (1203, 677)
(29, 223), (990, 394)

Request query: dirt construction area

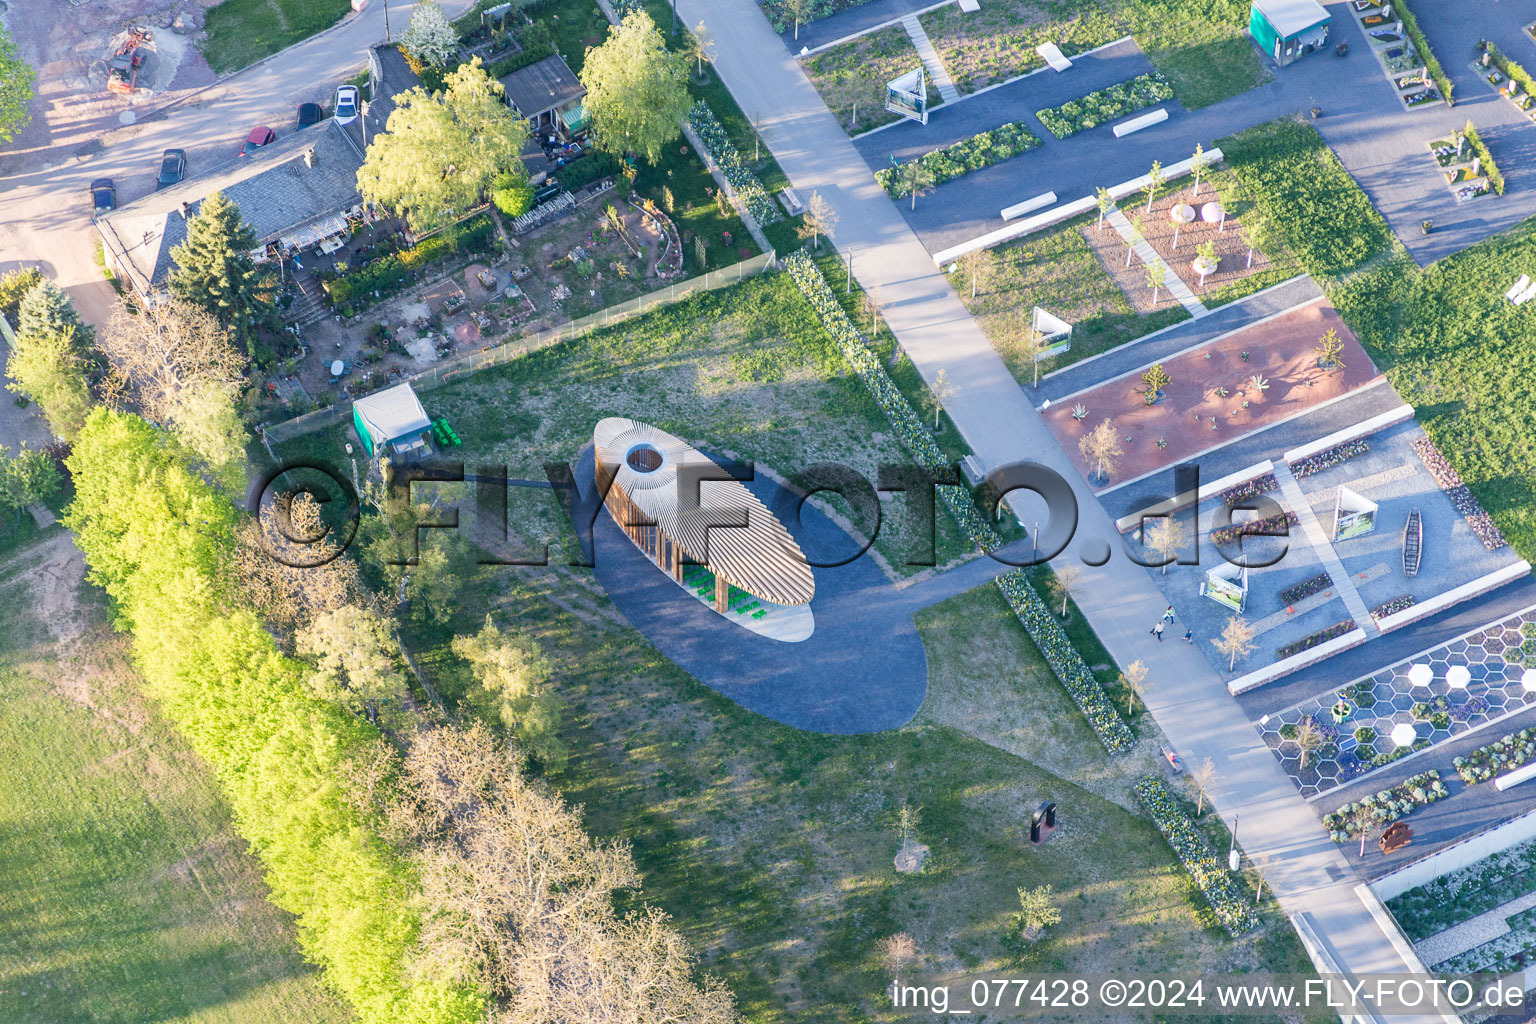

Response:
(1, 0), (216, 167)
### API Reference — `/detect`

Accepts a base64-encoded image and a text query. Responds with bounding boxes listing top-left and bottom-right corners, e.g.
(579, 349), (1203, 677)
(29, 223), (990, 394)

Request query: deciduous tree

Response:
(1143, 159), (1164, 213)
(295, 605), (410, 719)
(1121, 658), (1150, 715)
(1144, 515), (1188, 574)
(0, 23), (34, 144)
(1047, 564), (1081, 617)
(684, 19), (715, 79)
(879, 933), (918, 975)
(0, 444), (61, 512)
(1078, 418), (1122, 483)
(401, 0), (459, 70)
(6, 324), (94, 439)
(806, 189), (837, 250)
(580, 12), (690, 165)
(1212, 615), (1257, 670)
(1014, 885), (1061, 941)
(1190, 756), (1219, 816)
(357, 58), (530, 233)
(1295, 717), (1324, 769)
(452, 614), (566, 769)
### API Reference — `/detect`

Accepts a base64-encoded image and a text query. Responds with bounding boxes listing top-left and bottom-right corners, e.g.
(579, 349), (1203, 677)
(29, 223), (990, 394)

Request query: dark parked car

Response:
(296, 102), (324, 129)
(239, 125), (276, 156)
(89, 178), (116, 213)
(155, 148), (186, 191)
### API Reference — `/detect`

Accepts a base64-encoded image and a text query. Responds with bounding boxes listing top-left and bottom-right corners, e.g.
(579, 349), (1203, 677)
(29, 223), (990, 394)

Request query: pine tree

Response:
(18, 279), (91, 343)
(168, 191), (264, 344)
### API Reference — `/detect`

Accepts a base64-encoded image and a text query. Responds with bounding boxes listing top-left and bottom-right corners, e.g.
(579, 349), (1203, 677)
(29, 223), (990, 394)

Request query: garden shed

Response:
(1248, 0), (1330, 66)
(352, 383), (432, 460)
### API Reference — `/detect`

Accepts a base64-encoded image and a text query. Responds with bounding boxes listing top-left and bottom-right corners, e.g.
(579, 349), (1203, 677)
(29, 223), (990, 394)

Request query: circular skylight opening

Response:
(625, 443), (663, 473)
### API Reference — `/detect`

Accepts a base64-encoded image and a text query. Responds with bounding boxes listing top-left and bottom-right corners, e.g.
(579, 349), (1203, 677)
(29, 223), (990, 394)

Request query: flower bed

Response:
(1371, 595), (1415, 619)
(1454, 727), (1536, 784)
(324, 214), (497, 315)
(1280, 572), (1332, 605)
(688, 102), (782, 228)
(1321, 770), (1447, 841)
(874, 122), (1041, 199)
(1389, 0), (1453, 106)
(1289, 438), (1368, 478)
(1035, 73), (1172, 139)
(1220, 472), (1278, 508)
(1482, 43), (1536, 114)
(995, 570), (1134, 754)
(782, 250), (1002, 553)
(1411, 436), (1508, 550)
(1275, 619), (1355, 660)
(1387, 837), (1536, 941)
(1462, 123), (1505, 196)
(1210, 510), (1297, 546)
(760, 0), (862, 33)
(1133, 777), (1259, 936)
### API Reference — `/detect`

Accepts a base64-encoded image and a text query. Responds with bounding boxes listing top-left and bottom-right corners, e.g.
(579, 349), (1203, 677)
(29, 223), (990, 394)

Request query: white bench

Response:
(958, 0), (980, 11)
(1497, 760), (1536, 791)
(779, 186), (805, 216)
(1112, 107), (1168, 137)
(1000, 191), (1057, 220)
(1036, 42), (1072, 71)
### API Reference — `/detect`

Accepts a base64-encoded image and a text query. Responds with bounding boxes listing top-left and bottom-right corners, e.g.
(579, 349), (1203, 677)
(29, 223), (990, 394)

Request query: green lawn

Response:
(803, 25), (944, 133)
(201, 0), (351, 75)
(0, 537), (348, 1024)
(389, 568), (1316, 1024)
(954, 215), (1187, 383)
(918, 0), (1267, 109)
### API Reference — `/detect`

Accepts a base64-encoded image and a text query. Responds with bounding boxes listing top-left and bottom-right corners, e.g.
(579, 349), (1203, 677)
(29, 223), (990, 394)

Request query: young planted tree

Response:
(451, 614), (566, 770)
(1144, 255), (1166, 306)
(1315, 327), (1346, 371)
(1345, 802), (1378, 857)
(922, 368), (955, 429)
(863, 282), (884, 340)
(1139, 362), (1170, 403)
(1023, 324), (1055, 387)
(1295, 717), (1324, 770)
(1143, 159), (1164, 213)
(832, 68), (880, 130)
(1190, 142), (1209, 196)
(901, 158), (934, 210)
(294, 605), (409, 721)
(1212, 615), (1257, 670)
(894, 800), (923, 857)
(1078, 418), (1123, 484)
(806, 189), (837, 250)
(0, 21), (34, 144)
(786, 0), (808, 40)
(956, 248), (989, 299)
(879, 933), (919, 976)
(1095, 185), (1113, 229)
(1190, 756), (1219, 816)
(400, 0), (459, 70)
(357, 58), (530, 233)
(168, 190), (267, 345)
(1124, 213), (1142, 268)
(1144, 515), (1188, 574)
(684, 20), (716, 80)
(1244, 208), (1266, 268)
(6, 324), (94, 439)
(1253, 851), (1272, 903)
(1194, 239), (1219, 288)
(1120, 658), (1150, 715)
(1014, 885), (1062, 941)
(580, 12), (691, 165)
(1048, 564), (1081, 617)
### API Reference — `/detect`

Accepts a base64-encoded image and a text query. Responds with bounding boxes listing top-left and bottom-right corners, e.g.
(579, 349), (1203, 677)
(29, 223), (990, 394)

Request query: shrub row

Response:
(1275, 619), (1356, 660)
(1035, 73), (1172, 139)
(486, 41), (555, 79)
(1210, 510), (1297, 546)
(1371, 594), (1416, 619)
(1220, 472), (1277, 508)
(1133, 777), (1259, 936)
(1462, 122), (1505, 196)
(759, 0), (862, 33)
(326, 214), (497, 312)
(874, 122), (1041, 199)
(781, 250), (1002, 553)
(1279, 572), (1332, 606)
(1321, 771), (1447, 841)
(995, 569), (1135, 754)
(1485, 42), (1536, 109)
(65, 411), (488, 1024)
(1392, 0), (1453, 106)
(1455, 726), (1536, 784)
(1290, 438), (1368, 478)
(554, 150), (621, 193)
(688, 101), (782, 227)
(1411, 435), (1508, 550)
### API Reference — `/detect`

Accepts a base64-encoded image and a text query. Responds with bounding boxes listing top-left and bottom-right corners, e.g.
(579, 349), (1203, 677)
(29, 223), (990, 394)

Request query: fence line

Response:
(263, 250), (777, 443)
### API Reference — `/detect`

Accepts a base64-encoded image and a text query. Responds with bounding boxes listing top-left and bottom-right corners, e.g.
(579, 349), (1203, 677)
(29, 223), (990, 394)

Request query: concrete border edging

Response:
(1376, 561), (1534, 633)
(1227, 627), (1368, 694)
(1371, 807), (1536, 901)
(1113, 458), (1273, 533)
(1282, 405), (1416, 464)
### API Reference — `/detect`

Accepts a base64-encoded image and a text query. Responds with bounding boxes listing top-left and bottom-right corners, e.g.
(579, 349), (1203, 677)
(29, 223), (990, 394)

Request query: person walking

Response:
(1151, 620), (1165, 641)
(1183, 628), (1194, 644)
(1163, 605), (1177, 624)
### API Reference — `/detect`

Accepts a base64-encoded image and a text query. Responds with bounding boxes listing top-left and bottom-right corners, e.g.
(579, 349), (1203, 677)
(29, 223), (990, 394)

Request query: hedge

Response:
(554, 150), (621, 192)
(1210, 510), (1297, 546)
(781, 250), (1001, 553)
(996, 570), (1135, 753)
(1455, 727), (1536, 784)
(1134, 777), (1259, 936)
(1275, 619), (1355, 659)
(486, 43), (556, 79)
(1321, 771), (1447, 840)
(874, 122), (1041, 199)
(1394, 0), (1453, 106)
(1485, 42), (1536, 110)
(688, 101), (782, 227)
(1462, 122), (1505, 196)
(1035, 73), (1172, 139)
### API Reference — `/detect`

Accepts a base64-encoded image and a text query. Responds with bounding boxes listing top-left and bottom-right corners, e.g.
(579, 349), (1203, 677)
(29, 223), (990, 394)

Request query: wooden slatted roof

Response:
(594, 418), (815, 606)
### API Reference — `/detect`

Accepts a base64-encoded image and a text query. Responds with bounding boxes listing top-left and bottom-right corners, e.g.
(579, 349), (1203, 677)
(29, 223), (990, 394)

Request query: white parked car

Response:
(334, 85), (359, 126)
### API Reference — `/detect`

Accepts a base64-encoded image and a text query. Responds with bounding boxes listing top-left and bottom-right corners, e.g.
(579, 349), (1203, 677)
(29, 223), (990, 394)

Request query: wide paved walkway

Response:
(686, 0), (1440, 1005)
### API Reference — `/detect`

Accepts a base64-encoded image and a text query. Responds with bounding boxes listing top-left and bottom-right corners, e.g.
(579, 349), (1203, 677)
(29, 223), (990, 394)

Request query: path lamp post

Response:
(1228, 814), (1239, 871)
(846, 246), (855, 294)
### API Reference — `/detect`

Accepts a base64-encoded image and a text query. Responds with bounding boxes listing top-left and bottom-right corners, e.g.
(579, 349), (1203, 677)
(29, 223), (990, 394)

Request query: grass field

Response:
(0, 535), (348, 1024)
(390, 567), (1318, 1023)
(916, 0), (1267, 109)
(803, 25), (944, 133)
(201, 0), (351, 75)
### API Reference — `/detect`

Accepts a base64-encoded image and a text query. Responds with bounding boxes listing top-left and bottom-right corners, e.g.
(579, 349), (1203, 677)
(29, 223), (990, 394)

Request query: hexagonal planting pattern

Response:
(1257, 606), (1536, 798)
